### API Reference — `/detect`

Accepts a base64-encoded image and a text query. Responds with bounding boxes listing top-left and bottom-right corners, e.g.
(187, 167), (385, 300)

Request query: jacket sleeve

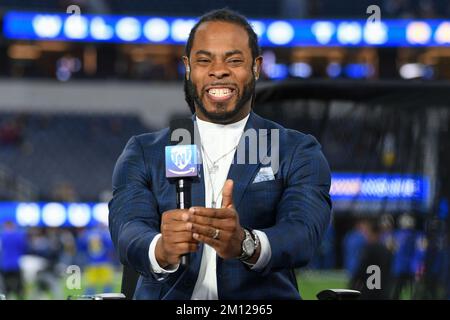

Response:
(108, 136), (161, 279)
(260, 134), (332, 275)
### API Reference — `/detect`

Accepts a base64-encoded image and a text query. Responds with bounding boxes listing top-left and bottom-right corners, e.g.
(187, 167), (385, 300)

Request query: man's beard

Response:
(184, 76), (255, 124)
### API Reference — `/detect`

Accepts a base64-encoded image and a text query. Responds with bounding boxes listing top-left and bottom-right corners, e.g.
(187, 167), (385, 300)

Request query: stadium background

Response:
(0, 0), (449, 300)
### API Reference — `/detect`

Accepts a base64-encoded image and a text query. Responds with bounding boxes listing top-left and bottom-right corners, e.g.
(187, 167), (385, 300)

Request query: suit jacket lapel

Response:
(227, 112), (270, 209)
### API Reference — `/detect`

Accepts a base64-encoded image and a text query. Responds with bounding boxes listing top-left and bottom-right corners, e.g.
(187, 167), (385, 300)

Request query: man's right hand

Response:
(155, 209), (198, 268)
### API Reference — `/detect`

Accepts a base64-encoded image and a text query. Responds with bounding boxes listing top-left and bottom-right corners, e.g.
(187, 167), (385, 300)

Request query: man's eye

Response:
(228, 59), (243, 64)
(197, 59), (210, 63)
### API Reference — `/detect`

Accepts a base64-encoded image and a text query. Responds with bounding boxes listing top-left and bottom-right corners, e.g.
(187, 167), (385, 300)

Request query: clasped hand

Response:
(155, 179), (245, 267)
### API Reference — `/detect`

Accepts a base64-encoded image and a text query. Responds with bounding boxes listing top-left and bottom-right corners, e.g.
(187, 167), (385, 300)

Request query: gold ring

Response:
(213, 229), (220, 240)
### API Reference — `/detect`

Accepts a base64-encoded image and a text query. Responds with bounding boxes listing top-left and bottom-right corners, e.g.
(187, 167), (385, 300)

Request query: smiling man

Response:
(182, 17), (260, 124)
(109, 9), (332, 300)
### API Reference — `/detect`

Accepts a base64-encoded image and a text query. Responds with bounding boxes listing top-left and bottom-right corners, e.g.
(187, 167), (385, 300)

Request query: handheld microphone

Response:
(165, 119), (199, 267)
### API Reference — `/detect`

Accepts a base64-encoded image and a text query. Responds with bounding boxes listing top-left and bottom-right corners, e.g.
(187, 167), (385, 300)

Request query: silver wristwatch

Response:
(238, 228), (259, 262)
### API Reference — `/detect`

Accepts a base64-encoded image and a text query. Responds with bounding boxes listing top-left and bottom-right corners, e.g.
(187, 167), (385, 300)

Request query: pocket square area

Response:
(253, 166), (275, 183)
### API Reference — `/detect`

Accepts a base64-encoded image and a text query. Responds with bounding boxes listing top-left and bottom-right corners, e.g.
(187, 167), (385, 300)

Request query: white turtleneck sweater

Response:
(148, 114), (271, 299)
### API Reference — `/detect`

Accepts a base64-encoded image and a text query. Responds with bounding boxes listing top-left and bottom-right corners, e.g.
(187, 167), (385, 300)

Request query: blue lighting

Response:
(266, 64), (289, 80)
(290, 62), (312, 78)
(330, 173), (429, 213)
(0, 173), (430, 227)
(0, 202), (108, 228)
(4, 11), (450, 47)
(326, 62), (342, 78)
(330, 173), (428, 202)
(345, 63), (375, 79)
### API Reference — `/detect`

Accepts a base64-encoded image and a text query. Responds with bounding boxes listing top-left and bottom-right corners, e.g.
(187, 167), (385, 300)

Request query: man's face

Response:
(184, 21), (261, 124)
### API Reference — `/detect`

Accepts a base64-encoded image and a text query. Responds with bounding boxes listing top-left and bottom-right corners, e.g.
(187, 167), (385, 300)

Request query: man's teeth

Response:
(208, 88), (232, 97)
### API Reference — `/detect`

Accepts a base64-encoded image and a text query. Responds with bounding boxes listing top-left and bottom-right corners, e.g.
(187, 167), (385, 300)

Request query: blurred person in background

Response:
(410, 222), (428, 299)
(419, 216), (448, 299)
(342, 218), (369, 280)
(27, 228), (63, 299)
(0, 221), (27, 299)
(77, 224), (116, 295)
(58, 229), (77, 268)
(349, 218), (393, 299)
(380, 213), (396, 252)
(391, 213), (417, 299)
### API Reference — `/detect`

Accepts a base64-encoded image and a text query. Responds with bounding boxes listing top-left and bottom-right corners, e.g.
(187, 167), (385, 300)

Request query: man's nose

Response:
(209, 62), (230, 79)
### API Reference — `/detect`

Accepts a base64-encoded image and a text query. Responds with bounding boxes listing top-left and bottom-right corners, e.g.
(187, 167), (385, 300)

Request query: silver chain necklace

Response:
(201, 143), (239, 207)
(201, 143), (239, 175)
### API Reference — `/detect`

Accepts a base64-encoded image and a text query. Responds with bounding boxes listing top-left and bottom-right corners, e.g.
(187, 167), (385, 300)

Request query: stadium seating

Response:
(0, 113), (150, 201)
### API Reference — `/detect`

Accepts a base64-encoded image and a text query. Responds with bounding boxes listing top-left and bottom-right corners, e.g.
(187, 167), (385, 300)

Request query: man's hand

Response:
(155, 209), (199, 268)
(189, 179), (251, 260)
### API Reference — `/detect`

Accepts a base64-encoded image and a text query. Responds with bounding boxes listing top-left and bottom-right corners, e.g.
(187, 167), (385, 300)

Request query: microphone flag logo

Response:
(165, 145), (198, 178)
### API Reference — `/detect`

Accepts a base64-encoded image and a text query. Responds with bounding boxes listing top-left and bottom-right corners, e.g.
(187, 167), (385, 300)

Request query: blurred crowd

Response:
(343, 213), (449, 299)
(0, 221), (119, 299)
(0, 112), (149, 202)
(2, 212), (449, 300)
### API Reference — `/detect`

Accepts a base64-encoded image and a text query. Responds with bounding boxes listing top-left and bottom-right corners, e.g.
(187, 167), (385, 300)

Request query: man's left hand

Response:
(189, 179), (245, 260)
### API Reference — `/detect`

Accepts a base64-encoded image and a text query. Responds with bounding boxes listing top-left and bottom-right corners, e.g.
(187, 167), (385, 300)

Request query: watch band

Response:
(241, 231), (260, 267)
(251, 230), (260, 252)
(238, 228), (253, 261)
(239, 228), (260, 264)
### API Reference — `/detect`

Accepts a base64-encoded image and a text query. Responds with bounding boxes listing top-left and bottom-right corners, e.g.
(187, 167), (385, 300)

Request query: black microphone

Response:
(165, 119), (199, 267)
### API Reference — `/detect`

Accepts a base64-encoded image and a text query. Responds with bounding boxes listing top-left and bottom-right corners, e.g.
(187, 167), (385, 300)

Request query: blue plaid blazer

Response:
(108, 111), (332, 300)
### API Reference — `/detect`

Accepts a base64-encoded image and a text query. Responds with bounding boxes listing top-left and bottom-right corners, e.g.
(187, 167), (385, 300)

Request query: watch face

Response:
(243, 238), (255, 256)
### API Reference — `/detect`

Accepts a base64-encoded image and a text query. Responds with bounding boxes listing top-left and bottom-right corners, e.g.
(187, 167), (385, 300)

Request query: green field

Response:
(13, 269), (418, 300)
(297, 270), (349, 300)
(64, 269), (350, 300)
(13, 268), (348, 300)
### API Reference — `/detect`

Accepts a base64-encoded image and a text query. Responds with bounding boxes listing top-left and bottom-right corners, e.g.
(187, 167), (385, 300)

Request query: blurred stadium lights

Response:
(265, 64), (289, 79)
(90, 17), (114, 40)
(0, 173), (430, 227)
(1, 202), (109, 228)
(336, 22), (362, 45)
(171, 19), (196, 42)
(4, 11), (450, 47)
(266, 20), (295, 45)
(399, 63), (434, 79)
(363, 22), (388, 45)
(311, 21), (335, 45)
(261, 50), (288, 80)
(434, 22), (450, 44)
(56, 56), (82, 81)
(64, 15), (89, 40)
(41, 202), (66, 227)
(344, 63), (375, 79)
(115, 17), (141, 41)
(406, 21), (433, 45)
(326, 62), (342, 78)
(143, 18), (170, 42)
(7, 44), (41, 60)
(330, 174), (428, 201)
(289, 62), (312, 78)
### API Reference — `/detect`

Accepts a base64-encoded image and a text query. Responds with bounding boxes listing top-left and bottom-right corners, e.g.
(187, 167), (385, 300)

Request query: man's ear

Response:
(253, 56), (263, 80)
(182, 55), (190, 80)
